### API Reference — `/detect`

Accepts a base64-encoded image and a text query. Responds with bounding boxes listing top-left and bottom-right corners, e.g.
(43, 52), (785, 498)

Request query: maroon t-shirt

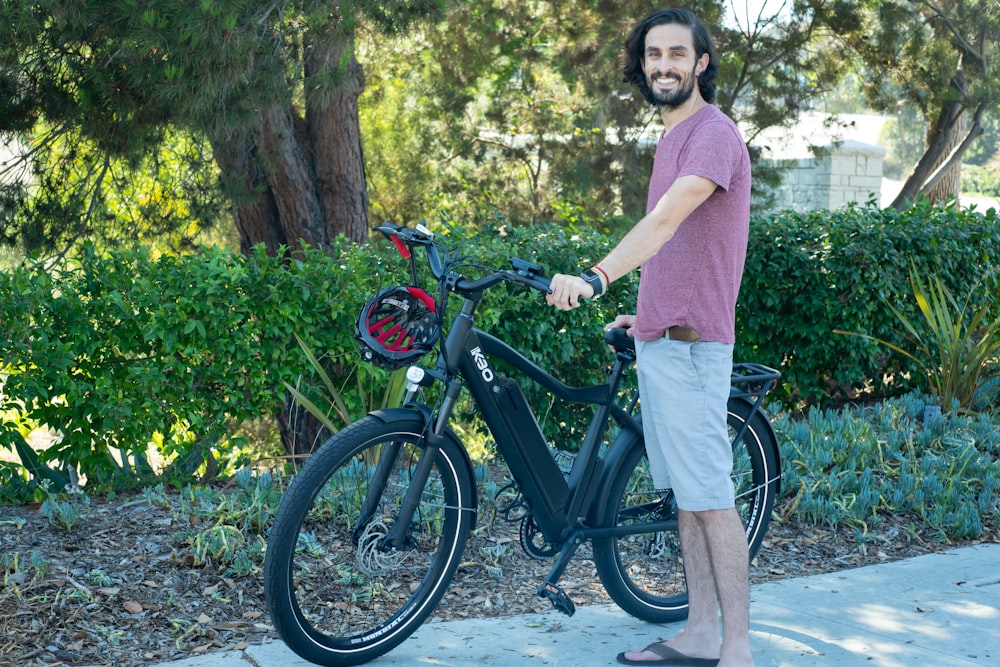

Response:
(633, 105), (751, 344)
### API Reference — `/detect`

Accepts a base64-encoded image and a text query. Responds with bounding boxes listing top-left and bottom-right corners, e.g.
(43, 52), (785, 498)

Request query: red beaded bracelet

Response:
(594, 265), (610, 287)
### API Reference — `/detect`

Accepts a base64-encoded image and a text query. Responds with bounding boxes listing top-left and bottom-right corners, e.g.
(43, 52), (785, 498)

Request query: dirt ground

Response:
(3, 487), (994, 667)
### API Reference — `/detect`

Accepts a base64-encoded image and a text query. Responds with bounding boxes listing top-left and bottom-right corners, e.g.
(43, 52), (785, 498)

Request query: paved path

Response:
(160, 543), (999, 666)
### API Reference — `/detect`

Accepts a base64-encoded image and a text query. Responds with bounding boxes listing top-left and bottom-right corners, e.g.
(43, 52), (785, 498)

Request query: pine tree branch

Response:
(913, 1), (987, 68)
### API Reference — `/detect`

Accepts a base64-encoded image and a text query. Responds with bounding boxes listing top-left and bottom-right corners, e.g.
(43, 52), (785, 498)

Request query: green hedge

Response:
(738, 199), (1000, 407)
(0, 242), (395, 494)
(2, 201), (998, 496)
(0, 228), (634, 495)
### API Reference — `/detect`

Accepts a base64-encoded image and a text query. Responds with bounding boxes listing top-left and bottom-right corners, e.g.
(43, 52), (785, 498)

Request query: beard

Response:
(647, 69), (697, 109)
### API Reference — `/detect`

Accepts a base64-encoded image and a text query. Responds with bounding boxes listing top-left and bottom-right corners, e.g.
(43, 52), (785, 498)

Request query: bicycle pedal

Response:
(538, 583), (576, 617)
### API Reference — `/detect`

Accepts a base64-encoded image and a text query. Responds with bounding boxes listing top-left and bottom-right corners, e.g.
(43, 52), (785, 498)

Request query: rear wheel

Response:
(592, 399), (779, 622)
(264, 414), (475, 666)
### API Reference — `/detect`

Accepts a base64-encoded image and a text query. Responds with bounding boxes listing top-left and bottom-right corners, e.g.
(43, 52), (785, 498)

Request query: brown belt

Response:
(666, 326), (701, 342)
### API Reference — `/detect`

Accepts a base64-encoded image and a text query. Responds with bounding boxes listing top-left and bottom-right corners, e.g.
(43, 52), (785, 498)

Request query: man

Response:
(546, 9), (753, 667)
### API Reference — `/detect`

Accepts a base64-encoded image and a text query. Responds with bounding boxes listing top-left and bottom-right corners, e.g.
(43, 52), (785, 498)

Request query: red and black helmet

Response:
(357, 286), (440, 370)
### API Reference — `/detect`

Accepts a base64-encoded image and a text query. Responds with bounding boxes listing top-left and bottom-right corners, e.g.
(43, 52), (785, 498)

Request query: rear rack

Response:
(731, 363), (781, 400)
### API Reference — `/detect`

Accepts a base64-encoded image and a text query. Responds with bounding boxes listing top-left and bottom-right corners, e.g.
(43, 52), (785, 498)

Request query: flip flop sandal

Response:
(615, 642), (721, 666)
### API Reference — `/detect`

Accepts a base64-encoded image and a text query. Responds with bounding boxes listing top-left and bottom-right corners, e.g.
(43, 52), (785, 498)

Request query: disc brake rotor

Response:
(356, 519), (409, 576)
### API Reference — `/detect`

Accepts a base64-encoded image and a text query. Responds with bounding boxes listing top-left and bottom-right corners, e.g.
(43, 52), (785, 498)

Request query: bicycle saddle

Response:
(603, 327), (636, 354)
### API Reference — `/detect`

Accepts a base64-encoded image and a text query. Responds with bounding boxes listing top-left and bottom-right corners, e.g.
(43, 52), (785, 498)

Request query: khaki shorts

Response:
(635, 337), (734, 511)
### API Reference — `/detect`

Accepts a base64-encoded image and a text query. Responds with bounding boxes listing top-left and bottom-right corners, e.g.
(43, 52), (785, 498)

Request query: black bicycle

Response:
(263, 223), (782, 666)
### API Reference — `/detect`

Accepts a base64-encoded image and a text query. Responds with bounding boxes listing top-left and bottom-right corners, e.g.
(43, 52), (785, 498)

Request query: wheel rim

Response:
(612, 451), (687, 605)
(284, 434), (464, 652)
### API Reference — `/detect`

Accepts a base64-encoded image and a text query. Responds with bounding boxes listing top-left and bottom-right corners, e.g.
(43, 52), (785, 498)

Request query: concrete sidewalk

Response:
(159, 543), (999, 666)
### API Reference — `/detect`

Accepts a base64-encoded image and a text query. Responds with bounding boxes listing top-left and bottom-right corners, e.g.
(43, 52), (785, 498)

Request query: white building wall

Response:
(767, 140), (885, 212)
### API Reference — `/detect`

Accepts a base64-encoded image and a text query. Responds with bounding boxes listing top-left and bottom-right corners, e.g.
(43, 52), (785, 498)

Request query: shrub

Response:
(773, 393), (1000, 539)
(738, 199), (1000, 408)
(0, 242), (396, 494)
(2, 200), (999, 496)
(0, 226), (632, 494)
(837, 267), (1000, 413)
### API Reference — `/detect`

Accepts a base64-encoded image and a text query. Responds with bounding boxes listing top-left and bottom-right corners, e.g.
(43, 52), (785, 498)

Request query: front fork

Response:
(368, 374), (463, 551)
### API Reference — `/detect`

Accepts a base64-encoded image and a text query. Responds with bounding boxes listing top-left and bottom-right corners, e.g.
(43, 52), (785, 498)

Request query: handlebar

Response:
(373, 223), (780, 395)
(373, 222), (552, 296)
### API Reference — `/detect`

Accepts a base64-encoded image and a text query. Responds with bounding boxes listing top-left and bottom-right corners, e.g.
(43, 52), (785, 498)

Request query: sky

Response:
(723, 0), (792, 29)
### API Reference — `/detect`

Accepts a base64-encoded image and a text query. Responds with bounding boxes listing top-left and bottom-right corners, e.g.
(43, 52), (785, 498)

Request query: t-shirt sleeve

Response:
(677, 120), (741, 191)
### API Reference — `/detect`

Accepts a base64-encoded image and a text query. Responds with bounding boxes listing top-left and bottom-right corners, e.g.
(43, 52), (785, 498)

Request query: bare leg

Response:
(698, 507), (753, 666)
(620, 508), (753, 666)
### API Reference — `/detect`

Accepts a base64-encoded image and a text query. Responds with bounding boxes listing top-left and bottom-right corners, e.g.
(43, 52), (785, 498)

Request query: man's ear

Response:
(695, 53), (709, 75)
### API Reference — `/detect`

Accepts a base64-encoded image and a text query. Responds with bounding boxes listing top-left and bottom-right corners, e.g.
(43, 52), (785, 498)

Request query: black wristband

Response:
(579, 269), (605, 298)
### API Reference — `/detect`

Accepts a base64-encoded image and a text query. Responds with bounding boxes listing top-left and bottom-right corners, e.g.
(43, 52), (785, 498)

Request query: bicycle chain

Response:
(493, 481), (592, 561)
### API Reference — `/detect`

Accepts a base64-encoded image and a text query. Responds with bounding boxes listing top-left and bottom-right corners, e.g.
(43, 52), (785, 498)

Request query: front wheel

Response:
(263, 414), (476, 666)
(592, 398), (779, 623)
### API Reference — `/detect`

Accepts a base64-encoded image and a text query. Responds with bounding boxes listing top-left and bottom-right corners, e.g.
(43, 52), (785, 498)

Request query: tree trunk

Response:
(211, 29), (371, 456)
(891, 100), (964, 208)
(891, 70), (970, 209)
(924, 110), (967, 203)
(215, 94), (369, 254)
(255, 106), (329, 249)
(305, 32), (370, 245)
(210, 135), (287, 256)
(210, 39), (368, 252)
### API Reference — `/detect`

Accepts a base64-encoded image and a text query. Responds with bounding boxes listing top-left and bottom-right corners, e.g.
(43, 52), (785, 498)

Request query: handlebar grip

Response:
(373, 222), (434, 244)
(527, 276), (552, 294)
(373, 222), (445, 278)
(373, 222), (404, 237)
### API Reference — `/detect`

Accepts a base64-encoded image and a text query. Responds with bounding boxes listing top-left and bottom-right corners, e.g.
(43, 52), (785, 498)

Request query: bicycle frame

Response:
(389, 290), (781, 545)
(365, 223), (780, 614)
(433, 294), (782, 525)
(460, 328), (640, 544)
(402, 286), (638, 545)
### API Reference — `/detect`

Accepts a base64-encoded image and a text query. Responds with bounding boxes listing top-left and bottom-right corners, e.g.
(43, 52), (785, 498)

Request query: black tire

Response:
(592, 398), (779, 623)
(264, 414), (475, 666)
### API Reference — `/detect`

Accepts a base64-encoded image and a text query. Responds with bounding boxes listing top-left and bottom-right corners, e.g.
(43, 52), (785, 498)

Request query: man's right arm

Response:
(546, 173), (717, 312)
(596, 173), (718, 283)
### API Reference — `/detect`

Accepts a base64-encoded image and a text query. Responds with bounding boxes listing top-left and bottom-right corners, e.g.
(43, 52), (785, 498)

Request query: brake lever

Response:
(374, 222), (437, 262)
(509, 257), (552, 293)
(510, 257), (541, 274)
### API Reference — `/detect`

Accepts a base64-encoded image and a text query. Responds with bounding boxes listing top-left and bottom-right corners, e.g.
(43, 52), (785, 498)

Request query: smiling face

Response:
(641, 23), (708, 110)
